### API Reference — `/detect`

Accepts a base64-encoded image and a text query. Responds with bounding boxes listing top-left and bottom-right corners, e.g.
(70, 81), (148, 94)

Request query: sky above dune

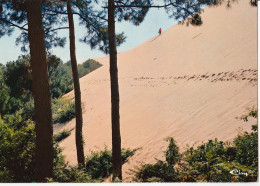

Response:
(0, 7), (178, 65)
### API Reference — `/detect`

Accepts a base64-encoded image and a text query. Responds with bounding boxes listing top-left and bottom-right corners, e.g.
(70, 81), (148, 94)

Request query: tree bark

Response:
(67, 0), (85, 166)
(108, 0), (122, 181)
(26, 0), (53, 182)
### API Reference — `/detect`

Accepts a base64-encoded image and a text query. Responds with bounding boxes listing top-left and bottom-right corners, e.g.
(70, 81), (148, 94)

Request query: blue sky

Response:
(0, 8), (178, 65)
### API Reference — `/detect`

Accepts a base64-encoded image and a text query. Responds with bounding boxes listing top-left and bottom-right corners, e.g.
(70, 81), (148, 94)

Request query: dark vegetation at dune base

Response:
(134, 108), (258, 182)
(0, 113), (136, 182)
(52, 98), (76, 124)
(0, 55), (101, 123)
(85, 148), (137, 181)
(54, 129), (72, 143)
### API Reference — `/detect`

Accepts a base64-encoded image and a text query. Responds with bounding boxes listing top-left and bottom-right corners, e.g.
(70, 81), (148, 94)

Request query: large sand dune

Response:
(58, 1), (257, 182)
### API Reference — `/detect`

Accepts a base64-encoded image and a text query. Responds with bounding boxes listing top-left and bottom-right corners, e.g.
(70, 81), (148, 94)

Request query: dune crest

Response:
(59, 0), (257, 182)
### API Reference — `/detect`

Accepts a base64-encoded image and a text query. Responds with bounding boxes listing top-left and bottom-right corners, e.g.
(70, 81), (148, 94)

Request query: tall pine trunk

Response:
(108, 0), (122, 181)
(66, 0), (85, 166)
(26, 0), (53, 182)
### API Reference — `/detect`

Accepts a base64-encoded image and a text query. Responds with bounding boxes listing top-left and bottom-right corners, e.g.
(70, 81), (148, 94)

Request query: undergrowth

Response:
(134, 107), (258, 182)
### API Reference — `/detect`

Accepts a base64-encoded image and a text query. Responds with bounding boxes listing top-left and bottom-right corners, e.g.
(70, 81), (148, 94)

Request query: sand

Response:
(57, 0), (257, 182)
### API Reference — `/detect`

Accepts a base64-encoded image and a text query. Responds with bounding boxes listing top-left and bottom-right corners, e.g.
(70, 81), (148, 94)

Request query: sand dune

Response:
(58, 1), (257, 182)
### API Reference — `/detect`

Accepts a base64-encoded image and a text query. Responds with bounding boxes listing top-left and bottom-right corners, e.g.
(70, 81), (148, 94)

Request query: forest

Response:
(0, 0), (258, 183)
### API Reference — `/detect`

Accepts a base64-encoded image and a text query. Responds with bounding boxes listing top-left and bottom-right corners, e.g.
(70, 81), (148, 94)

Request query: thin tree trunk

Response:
(67, 0), (85, 166)
(108, 0), (122, 181)
(26, 0), (53, 182)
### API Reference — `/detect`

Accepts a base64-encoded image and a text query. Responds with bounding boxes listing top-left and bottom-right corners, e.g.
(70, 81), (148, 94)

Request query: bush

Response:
(76, 59), (102, 78)
(0, 114), (35, 182)
(54, 130), (71, 143)
(52, 98), (75, 124)
(52, 153), (95, 183)
(136, 160), (178, 182)
(47, 55), (73, 98)
(166, 137), (180, 166)
(0, 113), (95, 183)
(135, 138), (180, 182)
(233, 130), (258, 166)
(184, 139), (233, 182)
(135, 125), (258, 182)
(85, 148), (137, 180)
(1, 55), (102, 100)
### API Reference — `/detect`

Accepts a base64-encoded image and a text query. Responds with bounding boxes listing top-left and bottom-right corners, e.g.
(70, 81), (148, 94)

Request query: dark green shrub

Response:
(0, 114), (35, 182)
(19, 98), (34, 120)
(233, 131), (258, 166)
(54, 130), (71, 143)
(0, 70), (25, 116)
(47, 55), (73, 98)
(166, 137), (180, 166)
(135, 138), (180, 182)
(52, 159), (95, 183)
(52, 98), (75, 124)
(239, 107), (257, 122)
(136, 161), (178, 182)
(4, 56), (32, 99)
(0, 113), (94, 183)
(77, 59), (102, 78)
(2, 56), (102, 101)
(185, 139), (225, 165)
(183, 126), (258, 182)
(184, 140), (231, 182)
(85, 148), (136, 180)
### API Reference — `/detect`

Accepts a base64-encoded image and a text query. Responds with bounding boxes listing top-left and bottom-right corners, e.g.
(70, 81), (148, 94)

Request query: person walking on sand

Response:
(158, 28), (162, 35)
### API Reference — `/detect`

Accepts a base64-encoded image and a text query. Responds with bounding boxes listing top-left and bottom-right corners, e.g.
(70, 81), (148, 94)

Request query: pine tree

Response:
(66, 0), (85, 166)
(26, 0), (53, 181)
(108, 0), (122, 180)
(0, 0), (68, 181)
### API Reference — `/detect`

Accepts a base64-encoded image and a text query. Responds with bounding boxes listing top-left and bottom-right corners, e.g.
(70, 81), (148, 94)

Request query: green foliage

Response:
(184, 139), (232, 182)
(165, 137), (180, 166)
(0, 58), (30, 116)
(136, 160), (178, 182)
(182, 108), (258, 182)
(77, 59), (102, 78)
(53, 166), (94, 183)
(135, 137), (180, 182)
(233, 131), (258, 167)
(19, 98), (35, 120)
(52, 151), (95, 184)
(54, 129), (71, 143)
(135, 108), (258, 182)
(0, 113), (95, 183)
(0, 76), (20, 115)
(1, 55), (102, 101)
(0, 55), (101, 119)
(4, 56), (32, 99)
(47, 56), (102, 98)
(233, 107), (258, 175)
(52, 98), (75, 124)
(85, 148), (136, 180)
(0, 114), (35, 182)
(238, 106), (257, 122)
(47, 55), (74, 99)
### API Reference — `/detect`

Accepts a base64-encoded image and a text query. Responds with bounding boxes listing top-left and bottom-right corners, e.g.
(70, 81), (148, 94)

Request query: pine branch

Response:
(104, 2), (197, 15)
(0, 18), (28, 31)
(46, 27), (69, 32)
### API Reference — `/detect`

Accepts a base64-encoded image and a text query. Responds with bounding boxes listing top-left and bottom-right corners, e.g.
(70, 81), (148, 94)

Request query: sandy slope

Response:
(58, 1), (257, 182)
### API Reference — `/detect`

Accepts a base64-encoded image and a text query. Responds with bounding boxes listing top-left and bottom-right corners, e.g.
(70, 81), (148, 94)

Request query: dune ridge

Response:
(58, 0), (257, 182)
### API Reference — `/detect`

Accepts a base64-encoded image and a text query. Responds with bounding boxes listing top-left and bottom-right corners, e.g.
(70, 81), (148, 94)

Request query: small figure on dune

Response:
(158, 28), (162, 35)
